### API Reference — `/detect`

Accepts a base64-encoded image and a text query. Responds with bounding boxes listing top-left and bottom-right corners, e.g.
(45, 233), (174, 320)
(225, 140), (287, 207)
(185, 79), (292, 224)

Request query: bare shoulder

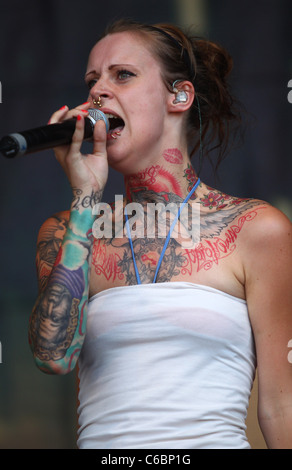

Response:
(199, 183), (291, 254)
(234, 198), (292, 286)
(235, 199), (292, 248)
(198, 184), (274, 237)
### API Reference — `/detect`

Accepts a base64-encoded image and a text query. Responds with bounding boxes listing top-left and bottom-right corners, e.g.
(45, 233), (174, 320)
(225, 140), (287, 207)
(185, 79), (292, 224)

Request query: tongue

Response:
(109, 124), (124, 134)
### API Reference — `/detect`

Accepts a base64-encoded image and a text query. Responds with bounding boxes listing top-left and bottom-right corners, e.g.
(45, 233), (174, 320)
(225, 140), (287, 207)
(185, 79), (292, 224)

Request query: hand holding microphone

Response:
(0, 104), (109, 158)
(0, 102), (110, 197)
(50, 102), (110, 196)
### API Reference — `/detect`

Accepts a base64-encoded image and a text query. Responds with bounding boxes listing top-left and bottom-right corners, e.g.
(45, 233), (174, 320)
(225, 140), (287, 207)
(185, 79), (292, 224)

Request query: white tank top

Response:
(77, 282), (256, 449)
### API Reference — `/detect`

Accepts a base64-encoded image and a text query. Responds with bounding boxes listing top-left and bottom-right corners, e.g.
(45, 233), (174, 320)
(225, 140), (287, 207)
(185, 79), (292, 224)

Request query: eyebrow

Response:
(84, 63), (137, 79)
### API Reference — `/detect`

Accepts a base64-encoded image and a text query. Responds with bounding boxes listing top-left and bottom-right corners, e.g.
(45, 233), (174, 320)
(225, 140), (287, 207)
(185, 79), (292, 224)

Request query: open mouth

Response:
(105, 114), (125, 135)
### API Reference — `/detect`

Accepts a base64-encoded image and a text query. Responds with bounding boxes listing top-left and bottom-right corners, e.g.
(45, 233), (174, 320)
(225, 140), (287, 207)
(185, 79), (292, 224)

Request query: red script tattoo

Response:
(126, 165), (183, 199)
(92, 239), (124, 282)
(182, 209), (263, 273)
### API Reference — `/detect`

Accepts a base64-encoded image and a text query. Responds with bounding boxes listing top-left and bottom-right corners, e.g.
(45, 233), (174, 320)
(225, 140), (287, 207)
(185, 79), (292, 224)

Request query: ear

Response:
(167, 80), (195, 113)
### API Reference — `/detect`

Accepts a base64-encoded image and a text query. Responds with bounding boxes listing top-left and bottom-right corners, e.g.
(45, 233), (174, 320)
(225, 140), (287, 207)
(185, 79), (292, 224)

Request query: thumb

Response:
(92, 119), (108, 157)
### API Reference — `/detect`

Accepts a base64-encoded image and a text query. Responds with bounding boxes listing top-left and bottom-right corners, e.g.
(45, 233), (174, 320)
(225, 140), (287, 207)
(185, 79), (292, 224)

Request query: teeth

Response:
(105, 113), (118, 119)
(106, 113), (125, 133)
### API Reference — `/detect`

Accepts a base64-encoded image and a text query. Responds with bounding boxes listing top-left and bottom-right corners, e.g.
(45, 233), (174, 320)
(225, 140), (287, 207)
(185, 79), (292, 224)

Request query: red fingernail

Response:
(81, 109), (88, 113)
(77, 114), (82, 121)
(60, 105), (67, 110)
(82, 101), (89, 105)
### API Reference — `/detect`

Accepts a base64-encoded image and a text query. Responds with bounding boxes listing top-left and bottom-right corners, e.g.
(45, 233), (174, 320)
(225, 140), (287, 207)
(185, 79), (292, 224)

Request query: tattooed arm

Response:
(29, 104), (108, 375)
(29, 189), (102, 374)
(243, 205), (292, 448)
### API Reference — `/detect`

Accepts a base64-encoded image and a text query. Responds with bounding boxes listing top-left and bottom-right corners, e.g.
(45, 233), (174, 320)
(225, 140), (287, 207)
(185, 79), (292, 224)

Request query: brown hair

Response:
(101, 19), (242, 172)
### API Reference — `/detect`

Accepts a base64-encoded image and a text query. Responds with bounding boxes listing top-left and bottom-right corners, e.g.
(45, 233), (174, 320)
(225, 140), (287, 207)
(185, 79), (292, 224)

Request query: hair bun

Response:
(195, 39), (233, 82)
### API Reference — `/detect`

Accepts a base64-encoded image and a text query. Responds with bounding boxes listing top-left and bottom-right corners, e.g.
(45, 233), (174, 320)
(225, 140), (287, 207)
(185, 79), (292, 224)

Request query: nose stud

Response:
(93, 96), (102, 107)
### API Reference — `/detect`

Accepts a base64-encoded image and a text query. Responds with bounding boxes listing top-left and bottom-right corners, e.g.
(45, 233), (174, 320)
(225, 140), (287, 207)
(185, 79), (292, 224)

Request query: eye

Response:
(86, 79), (97, 90)
(117, 70), (136, 81)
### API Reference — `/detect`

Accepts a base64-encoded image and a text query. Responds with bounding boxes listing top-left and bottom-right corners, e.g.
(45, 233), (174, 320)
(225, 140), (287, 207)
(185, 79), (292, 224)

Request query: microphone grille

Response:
(88, 108), (109, 133)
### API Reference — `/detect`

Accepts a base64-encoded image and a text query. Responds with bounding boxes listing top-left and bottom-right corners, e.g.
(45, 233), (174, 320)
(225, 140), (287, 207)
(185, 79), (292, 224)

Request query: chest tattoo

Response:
(91, 198), (266, 284)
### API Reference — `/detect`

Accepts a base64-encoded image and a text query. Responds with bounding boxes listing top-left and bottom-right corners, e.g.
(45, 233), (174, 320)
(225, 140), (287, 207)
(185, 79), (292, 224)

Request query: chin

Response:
(106, 145), (133, 174)
(106, 136), (162, 175)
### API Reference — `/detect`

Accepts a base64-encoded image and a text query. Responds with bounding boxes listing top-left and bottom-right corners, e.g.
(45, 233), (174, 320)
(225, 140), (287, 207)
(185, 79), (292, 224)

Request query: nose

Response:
(89, 79), (113, 105)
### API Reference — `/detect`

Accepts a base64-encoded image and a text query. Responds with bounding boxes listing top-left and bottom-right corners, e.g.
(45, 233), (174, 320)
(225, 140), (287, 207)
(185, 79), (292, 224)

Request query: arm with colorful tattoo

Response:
(29, 188), (102, 375)
(28, 101), (108, 374)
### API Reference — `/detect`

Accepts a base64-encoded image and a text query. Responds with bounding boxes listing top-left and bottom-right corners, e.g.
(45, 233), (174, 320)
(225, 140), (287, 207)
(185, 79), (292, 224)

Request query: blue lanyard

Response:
(125, 178), (200, 284)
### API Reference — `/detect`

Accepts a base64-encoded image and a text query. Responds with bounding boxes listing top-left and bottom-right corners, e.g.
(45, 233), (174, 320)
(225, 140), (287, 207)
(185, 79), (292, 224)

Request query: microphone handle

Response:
(0, 117), (93, 158)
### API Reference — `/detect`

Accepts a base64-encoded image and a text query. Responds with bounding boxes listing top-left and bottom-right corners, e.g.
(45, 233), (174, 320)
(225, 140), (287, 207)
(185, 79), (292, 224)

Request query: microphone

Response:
(0, 108), (109, 158)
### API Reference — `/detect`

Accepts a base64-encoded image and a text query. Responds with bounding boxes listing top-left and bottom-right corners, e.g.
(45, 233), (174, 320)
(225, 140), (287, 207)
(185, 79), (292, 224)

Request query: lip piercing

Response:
(93, 96), (102, 107)
(110, 131), (121, 139)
